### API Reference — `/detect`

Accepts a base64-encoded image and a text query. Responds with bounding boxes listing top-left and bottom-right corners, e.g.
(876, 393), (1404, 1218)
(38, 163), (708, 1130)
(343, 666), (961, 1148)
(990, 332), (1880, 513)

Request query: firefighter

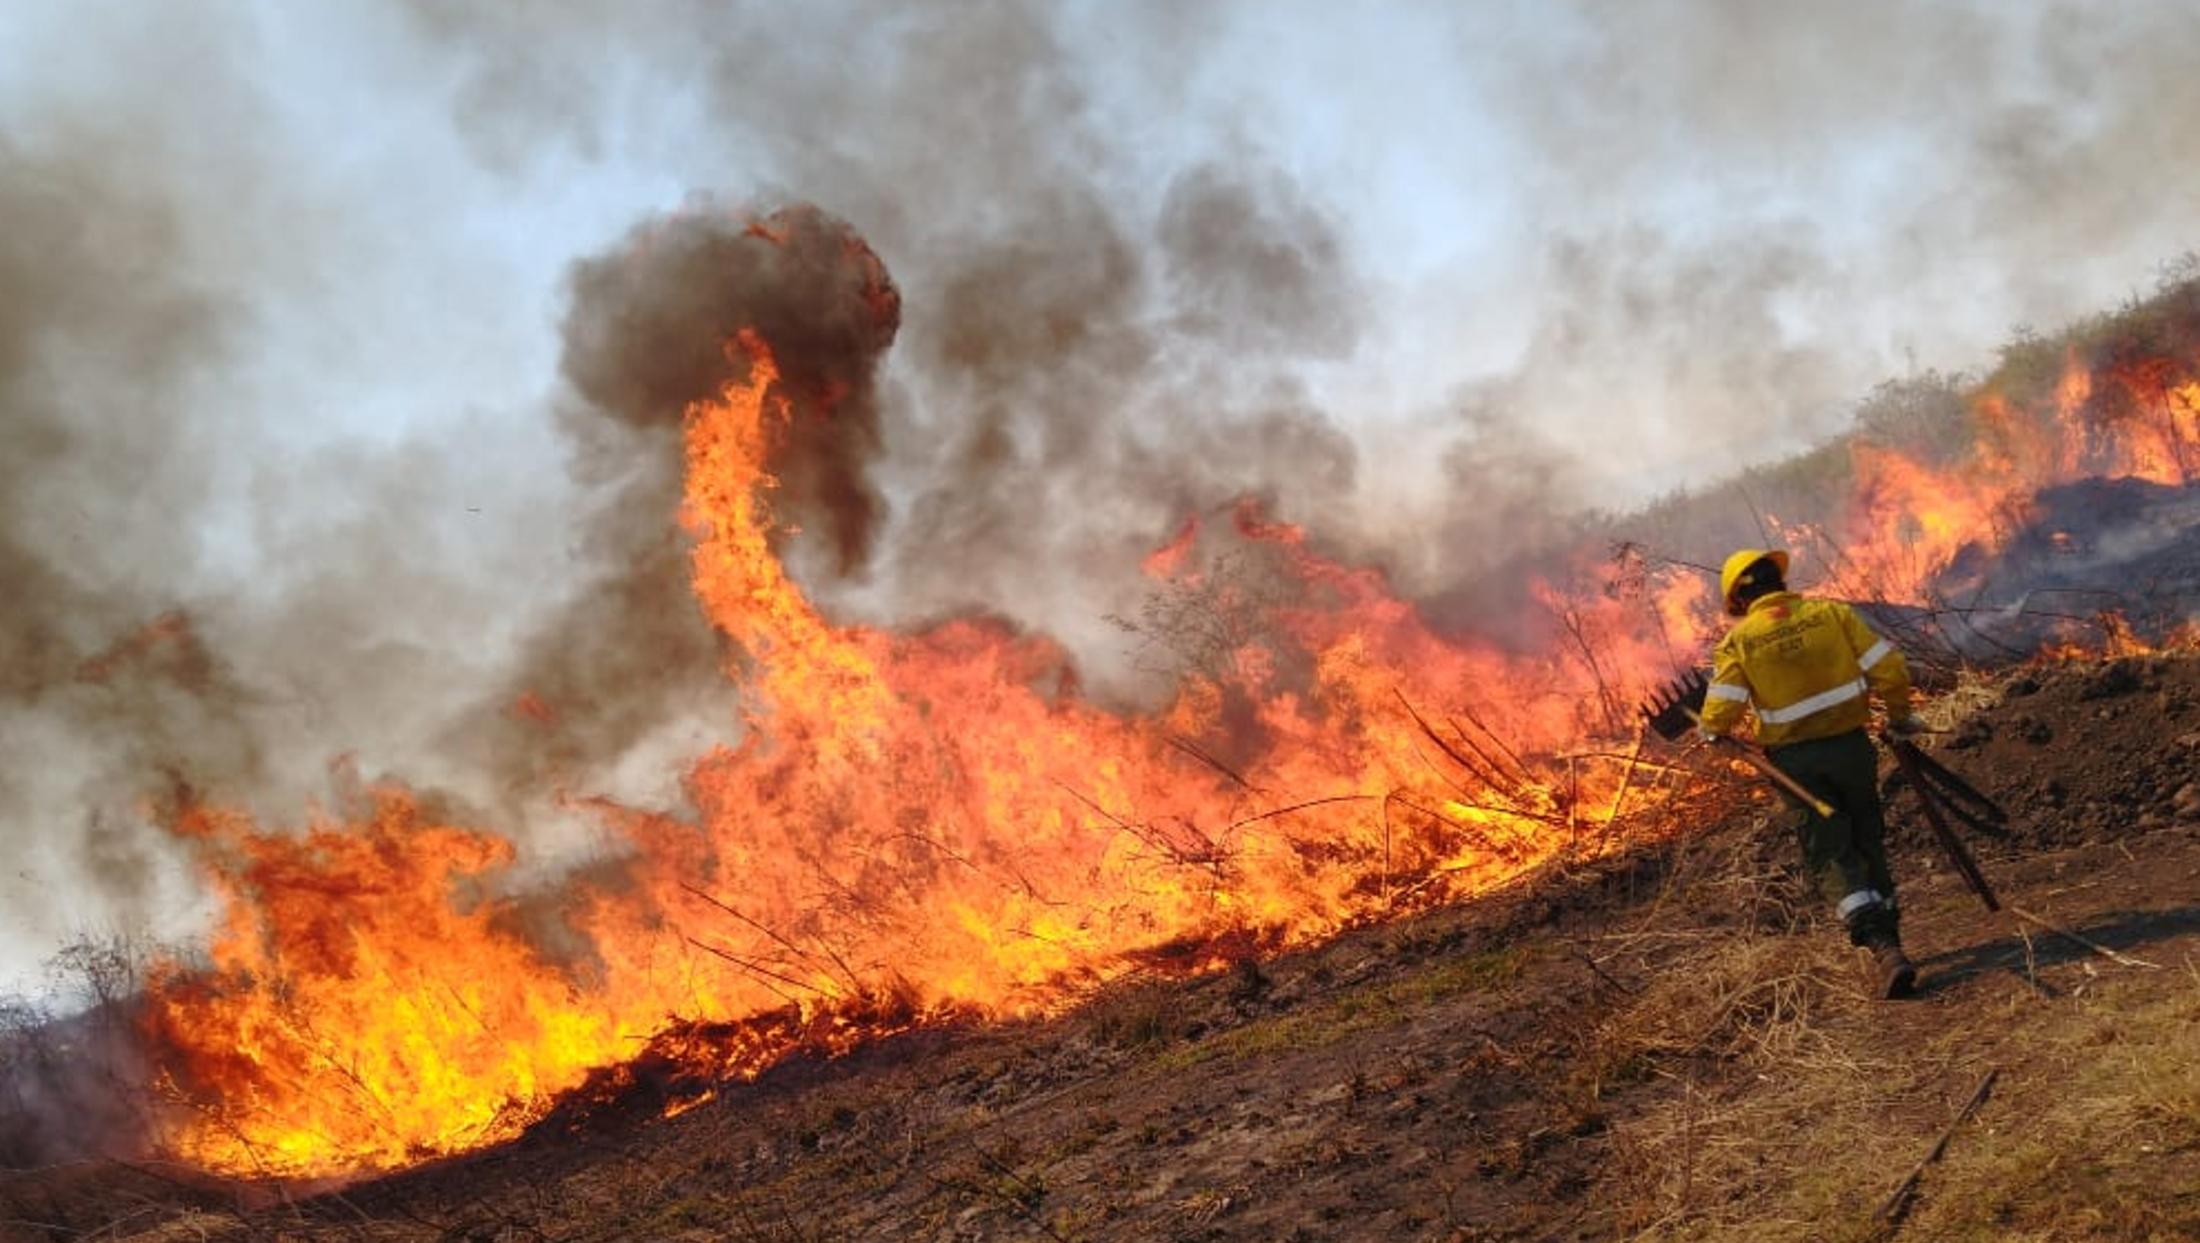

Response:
(1697, 548), (1924, 998)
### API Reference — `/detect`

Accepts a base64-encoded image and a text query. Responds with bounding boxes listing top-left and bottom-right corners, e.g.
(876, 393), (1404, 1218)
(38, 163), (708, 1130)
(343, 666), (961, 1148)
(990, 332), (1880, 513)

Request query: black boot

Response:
(1869, 936), (1917, 1000)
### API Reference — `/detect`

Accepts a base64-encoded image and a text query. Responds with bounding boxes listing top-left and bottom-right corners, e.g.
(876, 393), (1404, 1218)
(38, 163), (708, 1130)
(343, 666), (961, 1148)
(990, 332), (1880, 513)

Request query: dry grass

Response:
(1595, 929), (1903, 1240)
(1914, 666), (2004, 733)
(1593, 901), (2200, 1243)
(1899, 959), (2200, 1242)
(1600, 935), (1856, 1070)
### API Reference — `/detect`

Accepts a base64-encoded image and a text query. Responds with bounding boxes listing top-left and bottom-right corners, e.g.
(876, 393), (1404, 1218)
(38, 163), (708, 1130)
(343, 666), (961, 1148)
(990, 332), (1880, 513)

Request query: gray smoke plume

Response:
(0, 132), (261, 963)
(0, 23), (579, 987)
(563, 203), (901, 575)
(1295, 0), (2200, 600)
(401, 0), (1372, 725)
(447, 204), (903, 796)
(397, 0), (2200, 611)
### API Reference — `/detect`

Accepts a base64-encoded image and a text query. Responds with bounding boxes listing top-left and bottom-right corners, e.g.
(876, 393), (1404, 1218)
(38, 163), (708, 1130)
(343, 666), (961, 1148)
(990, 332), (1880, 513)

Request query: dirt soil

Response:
(7, 654), (2200, 1242)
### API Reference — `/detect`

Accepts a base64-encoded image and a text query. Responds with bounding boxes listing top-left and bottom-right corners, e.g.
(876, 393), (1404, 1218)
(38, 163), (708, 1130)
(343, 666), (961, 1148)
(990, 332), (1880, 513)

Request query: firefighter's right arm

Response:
(1698, 637), (1752, 738)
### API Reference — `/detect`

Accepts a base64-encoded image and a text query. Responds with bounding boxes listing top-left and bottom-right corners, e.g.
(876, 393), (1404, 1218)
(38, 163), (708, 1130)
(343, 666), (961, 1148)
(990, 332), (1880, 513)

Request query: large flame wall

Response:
(137, 232), (2200, 1177)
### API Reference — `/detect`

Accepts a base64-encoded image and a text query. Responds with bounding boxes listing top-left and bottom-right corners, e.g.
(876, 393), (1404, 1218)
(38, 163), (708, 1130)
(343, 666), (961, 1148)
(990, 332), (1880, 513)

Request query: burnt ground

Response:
(7, 654), (2200, 1242)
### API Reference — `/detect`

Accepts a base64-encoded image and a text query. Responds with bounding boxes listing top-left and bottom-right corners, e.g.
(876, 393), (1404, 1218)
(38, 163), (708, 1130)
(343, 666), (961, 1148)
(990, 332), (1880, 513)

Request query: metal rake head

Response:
(1640, 668), (1710, 741)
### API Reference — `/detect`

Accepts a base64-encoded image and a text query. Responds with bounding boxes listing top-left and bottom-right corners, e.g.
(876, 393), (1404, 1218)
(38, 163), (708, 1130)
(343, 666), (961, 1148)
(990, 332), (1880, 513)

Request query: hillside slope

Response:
(9, 651), (2197, 1242)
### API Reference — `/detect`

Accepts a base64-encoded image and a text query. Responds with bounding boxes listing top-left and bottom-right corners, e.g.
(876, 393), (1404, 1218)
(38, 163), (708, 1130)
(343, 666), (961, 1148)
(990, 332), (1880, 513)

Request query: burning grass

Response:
(126, 316), (1719, 1177)
(21, 217), (2200, 1192)
(12, 655), (2200, 1240)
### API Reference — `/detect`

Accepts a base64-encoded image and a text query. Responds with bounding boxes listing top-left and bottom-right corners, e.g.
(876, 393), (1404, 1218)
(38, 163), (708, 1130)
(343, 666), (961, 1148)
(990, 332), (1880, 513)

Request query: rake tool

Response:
(1890, 748), (2151, 962)
(1889, 740), (2003, 911)
(1640, 669), (1838, 818)
(1889, 740), (2010, 841)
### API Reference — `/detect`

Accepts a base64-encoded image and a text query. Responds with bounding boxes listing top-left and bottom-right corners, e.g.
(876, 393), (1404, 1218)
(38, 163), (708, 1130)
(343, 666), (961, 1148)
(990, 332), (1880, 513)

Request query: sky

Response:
(5, 0), (2200, 991)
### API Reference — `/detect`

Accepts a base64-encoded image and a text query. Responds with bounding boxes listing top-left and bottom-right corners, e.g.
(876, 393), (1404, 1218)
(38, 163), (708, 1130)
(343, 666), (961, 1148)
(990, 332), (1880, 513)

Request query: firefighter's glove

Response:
(1696, 725), (1722, 744)
(1885, 715), (1924, 738)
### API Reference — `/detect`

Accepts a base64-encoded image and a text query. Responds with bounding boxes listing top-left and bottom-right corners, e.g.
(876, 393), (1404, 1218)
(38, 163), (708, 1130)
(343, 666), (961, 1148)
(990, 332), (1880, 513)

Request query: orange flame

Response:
(139, 299), (2200, 1178)
(142, 331), (1715, 1176)
(1792, 349), (2200, 604)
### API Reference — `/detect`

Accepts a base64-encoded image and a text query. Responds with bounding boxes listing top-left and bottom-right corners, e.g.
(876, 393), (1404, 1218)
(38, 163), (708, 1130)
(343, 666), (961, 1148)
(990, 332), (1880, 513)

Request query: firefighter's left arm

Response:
(1838, 604), (1913, 720)
(1698, 635), (1753, 738)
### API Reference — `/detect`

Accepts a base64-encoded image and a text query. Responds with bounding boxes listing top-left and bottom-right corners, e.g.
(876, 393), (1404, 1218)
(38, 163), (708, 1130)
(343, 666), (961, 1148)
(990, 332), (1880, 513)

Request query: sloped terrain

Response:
(7, 653), (2200, 1242)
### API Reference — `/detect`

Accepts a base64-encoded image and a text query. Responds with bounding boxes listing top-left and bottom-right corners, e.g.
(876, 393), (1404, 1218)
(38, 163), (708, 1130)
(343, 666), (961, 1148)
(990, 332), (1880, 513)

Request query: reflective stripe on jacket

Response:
(1697, 592), (1913, 748)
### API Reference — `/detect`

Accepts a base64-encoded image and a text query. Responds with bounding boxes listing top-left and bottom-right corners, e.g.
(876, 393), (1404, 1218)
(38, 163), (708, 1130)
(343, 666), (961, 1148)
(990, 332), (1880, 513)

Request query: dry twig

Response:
(1167, 734), (1259, 792)
(682, 883), (869, 995)
(1395, 690), (1511, 797)
(1603, 729), (1646, 838)
(2007, 904), (2162, 970)
(1877, 1067), (2000, 1224)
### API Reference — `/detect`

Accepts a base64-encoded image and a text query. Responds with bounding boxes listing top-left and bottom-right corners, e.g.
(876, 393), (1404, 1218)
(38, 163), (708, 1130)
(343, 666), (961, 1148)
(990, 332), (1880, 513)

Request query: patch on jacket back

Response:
(1739, 609), (1832, 659)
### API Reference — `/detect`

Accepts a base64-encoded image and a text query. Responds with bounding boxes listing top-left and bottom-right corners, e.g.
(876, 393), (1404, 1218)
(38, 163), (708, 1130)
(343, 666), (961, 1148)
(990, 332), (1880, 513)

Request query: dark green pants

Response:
(1765, 729), (1898, 945)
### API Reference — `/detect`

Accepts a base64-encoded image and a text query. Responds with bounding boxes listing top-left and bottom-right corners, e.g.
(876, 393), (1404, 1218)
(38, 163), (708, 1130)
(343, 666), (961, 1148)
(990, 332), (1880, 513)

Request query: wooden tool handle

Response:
(1709, 735), (1838, 818)
(1683, 706), (1839, 818)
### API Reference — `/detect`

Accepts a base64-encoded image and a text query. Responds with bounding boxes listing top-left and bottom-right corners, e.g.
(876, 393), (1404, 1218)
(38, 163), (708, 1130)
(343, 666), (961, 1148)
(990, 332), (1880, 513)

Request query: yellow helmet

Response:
(1719, 548), (1790, 616)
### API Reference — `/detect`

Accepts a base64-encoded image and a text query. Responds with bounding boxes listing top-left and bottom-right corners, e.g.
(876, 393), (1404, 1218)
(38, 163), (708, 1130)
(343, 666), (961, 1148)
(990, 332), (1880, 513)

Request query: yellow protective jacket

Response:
(1698, 591), (1913, 749)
